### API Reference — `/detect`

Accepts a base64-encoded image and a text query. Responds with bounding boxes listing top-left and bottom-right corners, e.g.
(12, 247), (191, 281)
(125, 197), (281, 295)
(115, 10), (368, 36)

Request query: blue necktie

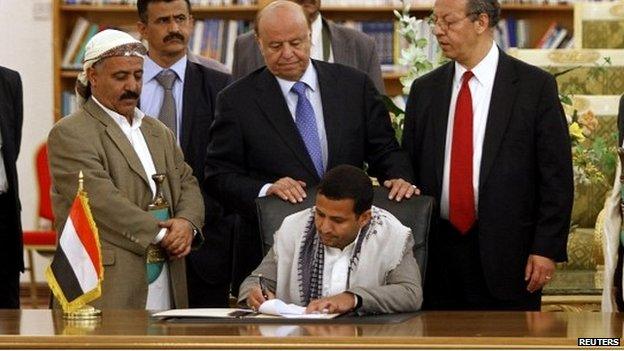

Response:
(292, 81), (324, 178)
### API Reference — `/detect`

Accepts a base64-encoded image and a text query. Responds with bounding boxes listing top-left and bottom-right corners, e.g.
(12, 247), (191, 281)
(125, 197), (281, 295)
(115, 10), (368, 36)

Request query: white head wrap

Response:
(75, 29), (146, 106)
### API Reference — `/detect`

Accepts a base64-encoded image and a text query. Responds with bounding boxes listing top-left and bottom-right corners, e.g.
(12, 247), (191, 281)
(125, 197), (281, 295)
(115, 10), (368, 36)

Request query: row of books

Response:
(494, 18), (573, 50)
(63, 0), (257, 4)
(61, 17), (140, 69)
(535, 22), (574, 49)
(189, 19), (252, 68)
(343, 19), (439, 71)
(317, 0), (434, 5)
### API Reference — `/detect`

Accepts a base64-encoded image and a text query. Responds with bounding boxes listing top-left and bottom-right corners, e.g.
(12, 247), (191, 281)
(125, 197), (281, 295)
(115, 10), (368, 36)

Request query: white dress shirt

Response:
(440, 42), (499, 220)
(322, 231), (361, 297)
(311, 15), (334, 63)
(140, 55), (187, 142)
(92, 97), (171, 310)
(259, 61), (328, 196)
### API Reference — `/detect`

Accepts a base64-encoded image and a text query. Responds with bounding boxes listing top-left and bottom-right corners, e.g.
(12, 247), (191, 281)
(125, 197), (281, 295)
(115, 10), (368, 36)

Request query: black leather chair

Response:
(255, 186), (434, 281)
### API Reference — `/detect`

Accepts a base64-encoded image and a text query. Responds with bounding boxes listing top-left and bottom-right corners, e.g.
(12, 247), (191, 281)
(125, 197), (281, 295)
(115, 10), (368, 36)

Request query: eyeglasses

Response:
(428, 12), (480, 31)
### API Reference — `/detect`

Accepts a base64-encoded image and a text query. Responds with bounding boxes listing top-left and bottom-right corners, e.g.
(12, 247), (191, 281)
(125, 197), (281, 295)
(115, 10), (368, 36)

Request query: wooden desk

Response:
(0, 310), (621, 349)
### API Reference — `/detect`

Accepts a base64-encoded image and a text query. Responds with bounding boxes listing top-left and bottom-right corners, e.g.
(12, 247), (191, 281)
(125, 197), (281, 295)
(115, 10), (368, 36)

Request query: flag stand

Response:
(63, 305), (101, 320)
(61, 171), (102, 321)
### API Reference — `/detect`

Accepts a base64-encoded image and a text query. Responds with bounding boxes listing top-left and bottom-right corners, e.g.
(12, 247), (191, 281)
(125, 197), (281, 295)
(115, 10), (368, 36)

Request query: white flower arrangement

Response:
(384, 0), (443, 141)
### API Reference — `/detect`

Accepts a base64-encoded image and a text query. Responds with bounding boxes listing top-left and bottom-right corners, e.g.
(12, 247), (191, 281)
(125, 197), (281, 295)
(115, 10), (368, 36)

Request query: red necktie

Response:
(449, 71), (475, 234)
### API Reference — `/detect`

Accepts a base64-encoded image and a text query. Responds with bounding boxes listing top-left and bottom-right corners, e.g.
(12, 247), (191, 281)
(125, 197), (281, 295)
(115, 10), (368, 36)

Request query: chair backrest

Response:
(255, 186), (434, 281)
(35, 143), (53, 221)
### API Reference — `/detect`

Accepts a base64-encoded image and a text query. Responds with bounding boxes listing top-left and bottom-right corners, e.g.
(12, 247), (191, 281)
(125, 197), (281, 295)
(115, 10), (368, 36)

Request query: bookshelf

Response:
(53, 1), (574, 119)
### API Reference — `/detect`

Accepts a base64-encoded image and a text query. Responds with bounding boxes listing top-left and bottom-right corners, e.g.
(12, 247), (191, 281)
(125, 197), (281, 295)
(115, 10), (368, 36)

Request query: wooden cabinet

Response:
(53, 1), (574, 119)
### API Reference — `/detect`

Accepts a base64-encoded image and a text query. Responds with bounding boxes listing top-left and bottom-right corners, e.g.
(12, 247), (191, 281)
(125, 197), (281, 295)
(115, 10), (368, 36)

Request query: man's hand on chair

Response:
(267, 177), (307, 203)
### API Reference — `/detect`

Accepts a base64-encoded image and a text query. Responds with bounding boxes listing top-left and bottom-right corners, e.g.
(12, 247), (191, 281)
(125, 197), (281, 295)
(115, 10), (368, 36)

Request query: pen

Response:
(258, 274), (270, 300)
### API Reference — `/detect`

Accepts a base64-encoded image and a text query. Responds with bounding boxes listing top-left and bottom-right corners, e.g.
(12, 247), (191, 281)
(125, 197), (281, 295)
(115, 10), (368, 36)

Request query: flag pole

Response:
(78, 170), (84, 193)
(62, 170), (101, 321)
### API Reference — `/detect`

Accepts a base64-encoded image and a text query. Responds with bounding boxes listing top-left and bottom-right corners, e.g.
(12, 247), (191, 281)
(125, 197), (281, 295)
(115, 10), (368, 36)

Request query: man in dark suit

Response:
(402, 0), (573, 310)
(137, 0), (232, 307)
(231, 0), (385, 93)
(0, 66), (23, 309)
(205, 0), (416, 294)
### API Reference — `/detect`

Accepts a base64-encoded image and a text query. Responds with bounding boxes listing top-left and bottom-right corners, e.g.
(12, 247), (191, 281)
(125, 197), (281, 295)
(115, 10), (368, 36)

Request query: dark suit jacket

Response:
(231, 18), (385, 93)
(177, 60), (231, 284)
(402, 50), (573, 300)
(0, 66), (23, 271)
(205, 60), (413, 219)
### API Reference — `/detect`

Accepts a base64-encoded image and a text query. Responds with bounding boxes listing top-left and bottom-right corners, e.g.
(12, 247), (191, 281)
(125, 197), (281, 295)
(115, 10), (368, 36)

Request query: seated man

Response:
(239, 165), (423, 315)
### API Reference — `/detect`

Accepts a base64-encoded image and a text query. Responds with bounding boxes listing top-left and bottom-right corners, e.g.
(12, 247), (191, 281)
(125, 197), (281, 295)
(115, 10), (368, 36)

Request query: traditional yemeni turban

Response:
(75, 29), (146, 106)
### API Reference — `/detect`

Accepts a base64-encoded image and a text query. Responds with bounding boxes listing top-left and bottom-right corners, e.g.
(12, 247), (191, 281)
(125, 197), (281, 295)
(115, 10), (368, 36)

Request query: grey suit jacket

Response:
(231, 18), (385, 93)
(238, 234), (422, 314)
(187, 51), (230, 74)
(48, 98), (204, 309)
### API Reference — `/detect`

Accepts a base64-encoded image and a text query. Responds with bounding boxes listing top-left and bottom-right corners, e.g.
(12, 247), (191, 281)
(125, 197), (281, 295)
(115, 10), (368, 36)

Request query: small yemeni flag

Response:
(45, 187), (103, 312)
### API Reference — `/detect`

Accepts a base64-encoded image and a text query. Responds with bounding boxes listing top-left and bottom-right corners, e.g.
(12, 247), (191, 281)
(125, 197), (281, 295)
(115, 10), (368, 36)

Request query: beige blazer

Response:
(48, 98), (204, 309)
(601, 160), (622, 312)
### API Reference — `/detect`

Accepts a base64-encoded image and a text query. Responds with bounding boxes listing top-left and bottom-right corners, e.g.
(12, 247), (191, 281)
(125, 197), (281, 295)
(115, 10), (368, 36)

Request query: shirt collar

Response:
(324, 228), (363, 254)
(453, 41), (499, 88)
(311, 15), (324, 49)
(275, 60), (319, 97)
(143, 54), (187, 84)
(92, 95), (145, 130)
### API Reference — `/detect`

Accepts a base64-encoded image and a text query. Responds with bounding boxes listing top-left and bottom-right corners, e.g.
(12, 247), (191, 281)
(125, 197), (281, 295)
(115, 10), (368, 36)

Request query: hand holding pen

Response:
(258, 274), (271, 300)
(247, 274), (275, 310)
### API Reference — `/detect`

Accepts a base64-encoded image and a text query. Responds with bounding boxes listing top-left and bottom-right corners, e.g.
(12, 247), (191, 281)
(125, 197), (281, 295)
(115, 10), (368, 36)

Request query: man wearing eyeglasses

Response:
(402, 0), (573, 310)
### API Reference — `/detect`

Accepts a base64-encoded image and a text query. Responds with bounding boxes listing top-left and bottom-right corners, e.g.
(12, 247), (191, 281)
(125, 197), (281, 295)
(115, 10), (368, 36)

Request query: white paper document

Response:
(152, 300), (340, 319)
(258, 299), (339, 319)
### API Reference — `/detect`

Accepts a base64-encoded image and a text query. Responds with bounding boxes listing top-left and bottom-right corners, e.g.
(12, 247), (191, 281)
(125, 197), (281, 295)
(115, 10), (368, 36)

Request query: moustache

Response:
(120, 91), (139, 100)
(164, 32), (185, 43)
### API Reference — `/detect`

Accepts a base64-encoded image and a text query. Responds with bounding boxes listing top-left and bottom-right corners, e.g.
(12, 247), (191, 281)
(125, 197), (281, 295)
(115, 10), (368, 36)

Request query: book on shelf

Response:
(62, 19), (141, 69)
(61, 90), (78, 117)
(494, 18), (572, 50)
(61, 17), (89, 68)
(188, 19), (251, 69)
(535, 22), (573, 49)
(495, 17), (530, 50)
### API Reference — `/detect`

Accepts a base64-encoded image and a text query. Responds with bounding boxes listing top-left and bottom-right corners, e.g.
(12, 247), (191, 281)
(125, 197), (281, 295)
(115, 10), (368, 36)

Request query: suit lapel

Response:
(254, 69), (320, 180)
(479, 50), (518, 190)
(84, 99), (150, 188)
(314, 61), (343, 170)
(141, 121), (166, 176)
(180, 60), (202, 154)
(432, 64), (454, 194)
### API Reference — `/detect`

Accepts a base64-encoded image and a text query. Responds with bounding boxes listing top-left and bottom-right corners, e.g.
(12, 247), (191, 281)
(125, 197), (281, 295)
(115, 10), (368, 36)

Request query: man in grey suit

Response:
(240, 165), (422, 315)
(231, 0), (385, 93)
(48, 29), (204, 309)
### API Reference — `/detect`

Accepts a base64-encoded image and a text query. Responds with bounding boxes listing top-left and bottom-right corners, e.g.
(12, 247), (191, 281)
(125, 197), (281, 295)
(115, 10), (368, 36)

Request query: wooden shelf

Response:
(60, 70), (79, 78)
(53, 1), (576, 119)
(59, 3), (573, 12)
(60, 4), (258, 13)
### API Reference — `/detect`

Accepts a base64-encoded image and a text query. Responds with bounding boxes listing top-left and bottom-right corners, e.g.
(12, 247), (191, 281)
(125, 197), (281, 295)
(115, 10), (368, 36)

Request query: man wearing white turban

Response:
(48, 29), (204, 309)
